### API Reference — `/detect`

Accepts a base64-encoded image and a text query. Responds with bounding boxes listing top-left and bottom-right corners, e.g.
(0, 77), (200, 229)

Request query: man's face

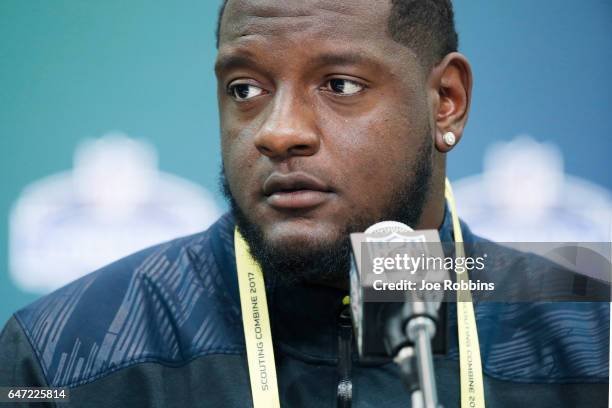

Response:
(216, 0), (434, 283)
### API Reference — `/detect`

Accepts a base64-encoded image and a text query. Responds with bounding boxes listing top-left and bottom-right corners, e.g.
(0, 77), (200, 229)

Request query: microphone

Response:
(349, 221), (449, 408)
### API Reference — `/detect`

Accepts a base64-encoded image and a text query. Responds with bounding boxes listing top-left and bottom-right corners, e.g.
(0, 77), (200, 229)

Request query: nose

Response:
(253, 89), (320, 160)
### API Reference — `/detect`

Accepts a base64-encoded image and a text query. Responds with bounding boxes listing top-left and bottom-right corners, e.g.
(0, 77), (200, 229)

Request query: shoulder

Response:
(12, 213), (244, 388)
(464, 231), (610, 383)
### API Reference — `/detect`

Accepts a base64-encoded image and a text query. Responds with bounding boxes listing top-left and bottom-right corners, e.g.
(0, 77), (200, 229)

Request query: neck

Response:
(416, 184), (446, 230)
(417, 156), (447, 230)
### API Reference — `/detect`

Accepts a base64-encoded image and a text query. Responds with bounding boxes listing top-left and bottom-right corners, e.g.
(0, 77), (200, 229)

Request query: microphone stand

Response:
(386, 301), (441, 408)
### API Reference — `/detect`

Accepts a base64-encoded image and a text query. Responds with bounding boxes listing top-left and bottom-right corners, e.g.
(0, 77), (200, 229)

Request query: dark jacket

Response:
(0, 212), (609, 407)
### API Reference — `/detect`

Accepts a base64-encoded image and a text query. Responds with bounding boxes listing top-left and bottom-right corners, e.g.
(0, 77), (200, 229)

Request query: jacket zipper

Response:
(336, 304), (353, 408)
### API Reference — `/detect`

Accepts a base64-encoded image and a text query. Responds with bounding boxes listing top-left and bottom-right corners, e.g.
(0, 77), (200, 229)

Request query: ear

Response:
(428, 52), (473, 153)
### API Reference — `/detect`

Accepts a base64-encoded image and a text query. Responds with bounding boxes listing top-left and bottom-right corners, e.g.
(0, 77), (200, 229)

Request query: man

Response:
(0, 1), (609, 407)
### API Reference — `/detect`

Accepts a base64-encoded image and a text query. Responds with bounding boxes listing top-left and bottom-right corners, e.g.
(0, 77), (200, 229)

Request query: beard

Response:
(220, 136), (433, 288)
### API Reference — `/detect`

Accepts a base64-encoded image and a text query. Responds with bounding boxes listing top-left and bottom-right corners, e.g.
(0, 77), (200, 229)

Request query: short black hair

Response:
(388, 0), (458, 69)
(215, 0), (458, 69)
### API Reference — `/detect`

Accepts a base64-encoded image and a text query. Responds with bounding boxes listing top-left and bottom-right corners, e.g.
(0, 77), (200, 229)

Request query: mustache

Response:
(219, 162), (337, 199)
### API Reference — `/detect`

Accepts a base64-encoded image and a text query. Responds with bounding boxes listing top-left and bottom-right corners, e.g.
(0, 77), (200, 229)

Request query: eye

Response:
(227, 82), (265, 101)
(325, 78), (365, 95)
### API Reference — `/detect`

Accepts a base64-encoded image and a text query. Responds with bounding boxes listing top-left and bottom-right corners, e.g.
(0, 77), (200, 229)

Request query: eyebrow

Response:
(311, 52), (369, 67)
(214, 54), (256, 76)
(215, 51), (377, 76)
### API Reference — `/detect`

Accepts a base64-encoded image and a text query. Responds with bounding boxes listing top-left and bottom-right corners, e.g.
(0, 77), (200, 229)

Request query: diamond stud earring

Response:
(443, 131), (456, 146)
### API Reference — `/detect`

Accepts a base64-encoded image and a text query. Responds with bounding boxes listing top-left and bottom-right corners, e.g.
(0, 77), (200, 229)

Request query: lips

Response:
(263, 172), (333, 210)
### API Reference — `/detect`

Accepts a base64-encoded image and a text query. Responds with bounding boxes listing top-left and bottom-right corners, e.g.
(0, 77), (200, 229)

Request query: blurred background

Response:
(1, 1), (611, 325)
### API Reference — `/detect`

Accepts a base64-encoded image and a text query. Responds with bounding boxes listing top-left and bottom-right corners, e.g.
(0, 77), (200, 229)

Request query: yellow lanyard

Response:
(235, 178), (485, 407)
(235, 229), (281, 408)
(445, 178), (486, 408)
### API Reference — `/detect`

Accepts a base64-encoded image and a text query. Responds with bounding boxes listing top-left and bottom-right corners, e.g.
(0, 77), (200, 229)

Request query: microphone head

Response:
(349, 221), (448, 360)
(364, 220), (413, 235)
